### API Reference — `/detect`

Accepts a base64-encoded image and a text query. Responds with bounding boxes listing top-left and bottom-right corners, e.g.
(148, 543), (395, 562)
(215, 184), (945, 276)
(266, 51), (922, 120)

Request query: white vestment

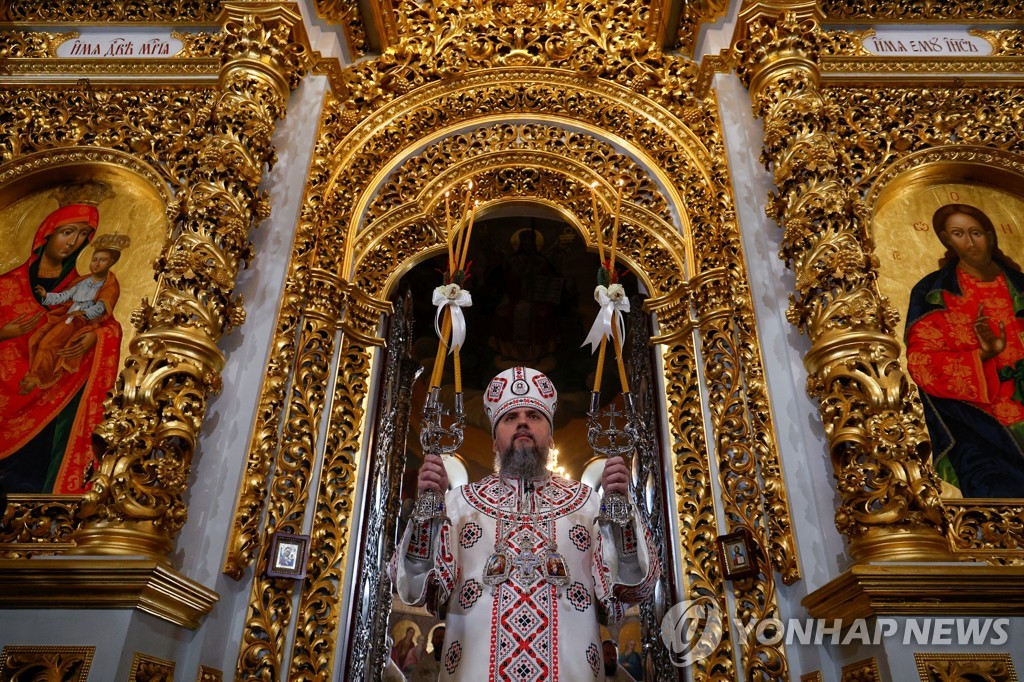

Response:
(393, 474), (658, 681)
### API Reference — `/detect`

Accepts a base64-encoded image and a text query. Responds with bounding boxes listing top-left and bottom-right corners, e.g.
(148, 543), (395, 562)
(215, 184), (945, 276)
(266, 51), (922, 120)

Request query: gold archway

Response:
(229, 59), (796, 680)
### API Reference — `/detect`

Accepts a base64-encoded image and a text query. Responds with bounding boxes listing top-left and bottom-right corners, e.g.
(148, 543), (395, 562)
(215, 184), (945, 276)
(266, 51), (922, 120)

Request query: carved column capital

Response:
(734, 1), (823, 92)
(220, 2), (312, 100)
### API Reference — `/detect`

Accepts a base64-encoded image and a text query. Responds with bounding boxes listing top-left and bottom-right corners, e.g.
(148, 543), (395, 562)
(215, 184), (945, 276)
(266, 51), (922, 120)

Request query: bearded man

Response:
(392, 366), (659, 680)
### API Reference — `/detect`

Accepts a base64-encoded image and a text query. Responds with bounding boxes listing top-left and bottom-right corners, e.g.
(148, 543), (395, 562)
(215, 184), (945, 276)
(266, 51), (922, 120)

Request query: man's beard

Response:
(604, 662), (617, 676)
(496, 440), (549, 479)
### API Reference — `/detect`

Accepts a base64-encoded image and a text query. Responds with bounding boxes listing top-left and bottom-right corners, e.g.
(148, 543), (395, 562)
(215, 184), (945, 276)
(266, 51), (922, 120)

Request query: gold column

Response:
(235, 266), (348, 682)
(689, 267), (789, 679)
(733, 2), (949, 562)
(73, 4), (310, 559)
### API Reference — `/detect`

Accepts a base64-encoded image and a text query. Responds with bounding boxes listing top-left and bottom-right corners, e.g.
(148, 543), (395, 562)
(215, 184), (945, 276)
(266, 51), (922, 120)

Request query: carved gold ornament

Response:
(734, 3), (952, 565)
(0, 646), (94, 682)
(229, 3), (796, 681)
(915, 653), (1018, 682)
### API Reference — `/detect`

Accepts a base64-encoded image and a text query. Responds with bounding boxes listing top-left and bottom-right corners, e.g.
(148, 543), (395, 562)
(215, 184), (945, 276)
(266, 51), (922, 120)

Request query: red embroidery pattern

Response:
(406, 520), (432, 559)
(618, 522), (638, 557)
(435, 522), (458, 605)
(489, 518), (558, 681)
(445, 641), (462, 674)
(907, 272), (1024, 425)
(458, 579), (482, 610)
(569, 523), (591, 552)
(567, 581), (591, 613)
(463, 475), (591, 521)
(586, 643), (601, 677)
(460, 521), (483, 549)
(492, 580), (557, 681)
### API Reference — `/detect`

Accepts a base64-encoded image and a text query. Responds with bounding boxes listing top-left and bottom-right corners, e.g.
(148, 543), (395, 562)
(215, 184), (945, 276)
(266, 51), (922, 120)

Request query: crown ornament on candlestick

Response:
(411, 184), (478, 523)
(584, 178), (638, 526)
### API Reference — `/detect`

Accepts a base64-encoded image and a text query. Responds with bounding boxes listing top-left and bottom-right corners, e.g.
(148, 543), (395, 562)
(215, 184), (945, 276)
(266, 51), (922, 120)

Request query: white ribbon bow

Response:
(433, 283), (473, 352)
(582, 283), (629, 352)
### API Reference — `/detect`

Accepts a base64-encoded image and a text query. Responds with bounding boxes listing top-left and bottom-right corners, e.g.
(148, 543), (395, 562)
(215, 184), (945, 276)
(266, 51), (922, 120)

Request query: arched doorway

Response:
(344, 206), (678, 680)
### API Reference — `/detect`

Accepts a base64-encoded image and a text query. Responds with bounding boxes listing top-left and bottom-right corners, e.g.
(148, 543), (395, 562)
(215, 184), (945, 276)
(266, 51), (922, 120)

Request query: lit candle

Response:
(590, 181), (605, 264)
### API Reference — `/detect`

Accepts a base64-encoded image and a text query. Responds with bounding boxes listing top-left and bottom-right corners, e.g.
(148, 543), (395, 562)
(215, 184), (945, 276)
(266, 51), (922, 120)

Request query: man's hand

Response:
(417, 453), (449, 495)
(601, 456), (629, 496)
(974, 304), (1006, 362)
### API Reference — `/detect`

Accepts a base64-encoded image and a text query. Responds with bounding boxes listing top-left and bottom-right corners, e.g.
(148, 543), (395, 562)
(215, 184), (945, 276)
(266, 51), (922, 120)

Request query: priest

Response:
(392, 366), (659, 680)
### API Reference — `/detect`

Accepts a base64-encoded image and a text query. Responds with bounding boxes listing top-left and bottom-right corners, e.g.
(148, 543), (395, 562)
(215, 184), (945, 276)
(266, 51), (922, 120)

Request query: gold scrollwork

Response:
(819, 0), (1024, 22)
(313, 0), (369, 60)
(128, 652), (175, 682)
(688, 267), (790, 679)
(289, 337), (377, 680)
(660, 339), (737, 681)
(233, 3), (797, 680)
(0, 496), (80, 558)
(197, 666), (223, 682)
(1, 0), (221, 22)
(842, 657), (881, 682)
(69, 6), (312, 562)
(915, 653), (1018, 682)
(0, 645), (94, 681)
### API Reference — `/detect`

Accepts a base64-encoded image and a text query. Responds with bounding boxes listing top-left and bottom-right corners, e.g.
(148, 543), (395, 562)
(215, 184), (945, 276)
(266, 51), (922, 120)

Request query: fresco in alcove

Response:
(0, 178), (164, 494)
(875, 182), (1024, 498)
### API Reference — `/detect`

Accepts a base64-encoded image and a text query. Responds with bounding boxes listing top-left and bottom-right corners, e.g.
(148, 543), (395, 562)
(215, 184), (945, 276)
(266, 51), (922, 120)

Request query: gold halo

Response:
(510, 227), (544, 251)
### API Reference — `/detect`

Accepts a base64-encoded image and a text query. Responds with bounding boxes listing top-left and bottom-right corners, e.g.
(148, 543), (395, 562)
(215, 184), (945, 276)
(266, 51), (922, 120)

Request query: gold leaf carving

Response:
(915, 653), (1018, 682)
(0, 645), (94, 682)
(128, 652), (175, 682)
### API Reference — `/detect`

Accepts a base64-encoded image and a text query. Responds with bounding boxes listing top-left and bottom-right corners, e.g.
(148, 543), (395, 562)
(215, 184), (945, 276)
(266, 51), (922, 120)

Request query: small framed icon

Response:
(716, 529), (758, 581)
(267, 532), (309, 579)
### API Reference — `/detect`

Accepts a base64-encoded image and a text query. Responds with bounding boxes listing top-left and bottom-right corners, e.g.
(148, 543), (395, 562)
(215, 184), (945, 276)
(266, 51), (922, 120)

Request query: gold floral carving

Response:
(288, 337), (377, 680)
(1, 0), (221, 22)
(819, 0), (1024, 22)
(688, 268), (789, 680)
(945, 502), (1024, 563)
(977, 30), (1024, 57)
(197, 666), (223, 682)
(0, 124), (210, 556)
(674, 0), (730, 56)
(0, 646), (94, 682)
(915, 653), (1018, 682)
(659, 340), (736, 681)
(128, 653), (175, 682)
(70, 6), (312, 560)
(0, 495), (79, 558)
(801, 673), (824, 682)
(832, 122), (1024, 561)
(842, 657), (881, 682)
(234, 269), (345, 679)
(313, 0), (369, 60)
(0, 30), (74, 59)
(734, 4), (951, 563)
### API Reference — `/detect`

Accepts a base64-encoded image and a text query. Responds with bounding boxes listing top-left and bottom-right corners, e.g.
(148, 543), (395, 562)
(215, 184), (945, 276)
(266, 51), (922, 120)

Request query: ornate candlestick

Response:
(410, 184), (475, 521)
(589, 392), (639, 526)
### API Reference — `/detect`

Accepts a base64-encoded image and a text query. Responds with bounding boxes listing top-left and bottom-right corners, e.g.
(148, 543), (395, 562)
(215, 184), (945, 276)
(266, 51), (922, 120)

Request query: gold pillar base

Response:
(803, 563), (1024, 620)
(68, 525), (174, 561)
(847, 526), (953, 564)
(0, 557), (218, 629)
